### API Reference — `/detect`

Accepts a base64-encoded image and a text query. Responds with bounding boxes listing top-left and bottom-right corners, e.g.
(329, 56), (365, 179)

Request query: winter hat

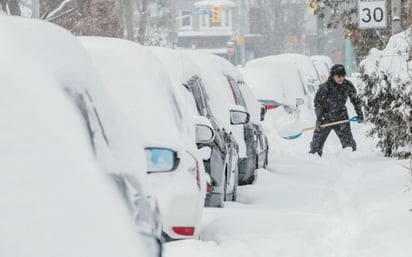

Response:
(330, 64), (346, 77)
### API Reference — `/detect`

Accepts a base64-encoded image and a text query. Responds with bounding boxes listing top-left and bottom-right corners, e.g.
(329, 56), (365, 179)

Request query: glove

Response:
(315, 119), (321, 129)
(356, 115), (364, 123)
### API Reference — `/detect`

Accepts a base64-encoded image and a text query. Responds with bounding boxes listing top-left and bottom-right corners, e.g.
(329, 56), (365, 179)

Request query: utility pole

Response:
(32, 0), (39, 18)
(408, 0), (412, 26)
(170, 0), (176, 48)
(391, 0), (402, 34)
(239, 0), (245, 67)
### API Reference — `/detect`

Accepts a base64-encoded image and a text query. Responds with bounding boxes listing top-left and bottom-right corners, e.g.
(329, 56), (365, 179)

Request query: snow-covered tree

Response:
(311, 0), (409, 62)
(0, 0), (21, 15)
(117, 0), (170, 46)
(359, 29), (412, 158)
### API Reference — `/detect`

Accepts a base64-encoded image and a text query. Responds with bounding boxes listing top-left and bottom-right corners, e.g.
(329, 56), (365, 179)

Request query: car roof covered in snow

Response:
(243, 55), (307, 106)
(78, 36), (187, 150)
(0, 16), (148, 185)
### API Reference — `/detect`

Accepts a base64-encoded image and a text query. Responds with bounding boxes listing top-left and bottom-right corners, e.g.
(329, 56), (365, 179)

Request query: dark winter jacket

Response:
(314, 78), (363, 123)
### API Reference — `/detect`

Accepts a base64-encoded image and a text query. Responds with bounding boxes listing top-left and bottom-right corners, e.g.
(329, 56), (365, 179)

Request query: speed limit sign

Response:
(358, 0), (387, 29)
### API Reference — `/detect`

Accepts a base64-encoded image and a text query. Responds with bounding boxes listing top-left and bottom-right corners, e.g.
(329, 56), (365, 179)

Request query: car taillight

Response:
(172, 227), (195, 236)
(187, 152), (201, 192)
(267, 104), (279, 110)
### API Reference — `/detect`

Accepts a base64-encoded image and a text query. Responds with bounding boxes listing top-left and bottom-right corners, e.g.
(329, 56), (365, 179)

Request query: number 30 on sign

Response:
(358, 0), (387, 29)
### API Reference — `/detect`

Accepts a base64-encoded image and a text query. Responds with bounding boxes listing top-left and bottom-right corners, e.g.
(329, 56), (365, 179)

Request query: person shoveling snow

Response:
(308, 64), (364, 157)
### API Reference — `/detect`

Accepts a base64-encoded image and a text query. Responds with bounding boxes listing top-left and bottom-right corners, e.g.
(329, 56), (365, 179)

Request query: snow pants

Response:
(309, 122), (356, 156)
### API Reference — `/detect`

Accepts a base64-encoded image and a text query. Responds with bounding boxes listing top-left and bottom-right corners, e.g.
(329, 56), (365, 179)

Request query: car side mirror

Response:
(198, 145), (212, 161)
(145, 148), (177, 173)
(260, 104), (267, 121)
(230, 110), (250, 125)
(195, 124), (214, 144)
(193, 116), (215, 144)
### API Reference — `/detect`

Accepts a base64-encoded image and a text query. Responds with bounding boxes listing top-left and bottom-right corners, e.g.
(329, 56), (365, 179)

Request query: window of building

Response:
(180, 10), (193, 29)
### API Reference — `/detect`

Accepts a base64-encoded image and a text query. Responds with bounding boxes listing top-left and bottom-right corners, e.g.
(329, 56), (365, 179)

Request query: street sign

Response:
(227, 42), (235, 56)
(358, 0), (387, 29)
(231, 31), (240, 41)
(191, 9), (211, 15)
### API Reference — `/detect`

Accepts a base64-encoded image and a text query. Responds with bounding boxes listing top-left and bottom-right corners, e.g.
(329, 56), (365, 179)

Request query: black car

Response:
(225, 76), (269, 184)
(184, 75), (241, 207)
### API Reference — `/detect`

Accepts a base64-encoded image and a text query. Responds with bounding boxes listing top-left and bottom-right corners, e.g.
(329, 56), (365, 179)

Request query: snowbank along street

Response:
(164, 80), (412, 257)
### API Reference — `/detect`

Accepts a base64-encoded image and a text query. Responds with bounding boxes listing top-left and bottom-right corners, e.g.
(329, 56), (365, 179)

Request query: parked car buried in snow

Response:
(1, 16), (163, 256)
(148, 46), (241, 207)
(184, 51), (264, 185)
(0, 25), (160, 257)
(79, 37), (207, 240)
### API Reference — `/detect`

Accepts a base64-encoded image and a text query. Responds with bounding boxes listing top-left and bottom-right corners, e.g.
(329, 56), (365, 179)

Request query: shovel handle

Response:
(302, 119), (350, 132)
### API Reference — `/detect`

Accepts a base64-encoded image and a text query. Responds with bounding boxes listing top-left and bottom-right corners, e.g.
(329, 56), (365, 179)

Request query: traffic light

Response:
(310, 0), (317, 12)
(211, 5), (221, 23)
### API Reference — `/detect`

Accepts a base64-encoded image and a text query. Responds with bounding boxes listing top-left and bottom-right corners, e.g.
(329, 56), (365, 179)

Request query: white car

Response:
(79, 37), (208, 240)
(0, 16), (163, 251)
(243, 55), (314, 116)
(311, 55), (334, 82)
(0, 44), (156, 257)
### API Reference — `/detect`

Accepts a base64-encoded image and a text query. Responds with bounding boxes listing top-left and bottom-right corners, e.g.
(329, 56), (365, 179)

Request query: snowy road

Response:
(164, 122), (412, 257)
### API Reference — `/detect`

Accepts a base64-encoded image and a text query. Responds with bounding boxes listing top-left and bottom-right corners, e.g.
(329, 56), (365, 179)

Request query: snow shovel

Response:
(279, 116), (361, 140)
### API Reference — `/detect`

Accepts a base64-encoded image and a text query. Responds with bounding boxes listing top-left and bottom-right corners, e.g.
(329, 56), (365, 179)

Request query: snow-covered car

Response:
(184, 51), (261, 185)
(243, 55), (314, 121)
(311, 55), (334, 82)
(79, 37), (207, 240)
(148, 46), (240, 207)
(277, 53), (321, 97)
(237, 81), (270, 169)
(0, 44), (158, 257)
(0, 16), (162, 252)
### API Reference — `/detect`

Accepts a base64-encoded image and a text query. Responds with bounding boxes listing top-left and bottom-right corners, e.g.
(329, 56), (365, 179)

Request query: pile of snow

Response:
(361, 29), (412, 88)
(360, 28), (412, 156)
(163, 112), (412, 257)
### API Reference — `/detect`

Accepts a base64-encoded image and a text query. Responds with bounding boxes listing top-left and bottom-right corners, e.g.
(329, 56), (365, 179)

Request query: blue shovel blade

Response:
(282, 132), (303, 140)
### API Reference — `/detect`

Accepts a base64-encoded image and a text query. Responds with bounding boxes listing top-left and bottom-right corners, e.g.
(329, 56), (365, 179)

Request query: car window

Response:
(227, 77), (247, 109)
(185, 77), (210, 117)
(65, 89), (111, 156)
(170, 92), (184, 131)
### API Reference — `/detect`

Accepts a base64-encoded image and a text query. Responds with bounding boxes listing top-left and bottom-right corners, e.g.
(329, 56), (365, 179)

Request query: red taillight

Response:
(172, 227), (195, 236)
(267, 104), (279, 110)
(207, 185), (214, 192)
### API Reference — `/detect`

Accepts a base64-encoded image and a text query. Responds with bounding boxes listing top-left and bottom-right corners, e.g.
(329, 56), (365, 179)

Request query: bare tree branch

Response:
(46, 7), (77, 21)
(44, 0), (74, 20)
